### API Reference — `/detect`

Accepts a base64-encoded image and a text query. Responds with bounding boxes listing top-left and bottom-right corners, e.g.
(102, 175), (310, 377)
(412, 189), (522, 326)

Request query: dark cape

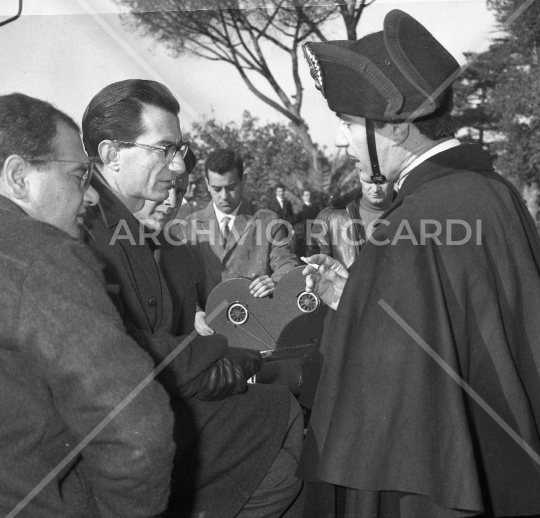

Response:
(298, 144), (540, 517)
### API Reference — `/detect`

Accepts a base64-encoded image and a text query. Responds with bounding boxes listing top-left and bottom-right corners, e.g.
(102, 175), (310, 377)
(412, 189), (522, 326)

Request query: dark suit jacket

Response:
(83, 179), (292, 518)
(297, 202), (320, 224)
(268, 196), (294, 224)
(83, 179), (227, 393)
(177, 198), (299, 309)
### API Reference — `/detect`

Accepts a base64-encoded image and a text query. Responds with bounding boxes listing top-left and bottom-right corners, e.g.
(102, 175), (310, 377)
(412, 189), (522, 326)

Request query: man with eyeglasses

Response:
(82, 79), (303, 518)
(0, 93), (175, 517)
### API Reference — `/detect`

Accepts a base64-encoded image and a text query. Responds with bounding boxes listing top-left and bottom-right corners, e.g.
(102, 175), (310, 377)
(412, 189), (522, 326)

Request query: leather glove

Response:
(225, 347), (263, 379)
(182, 348), (263, 401)
(194, 356), (247, 401)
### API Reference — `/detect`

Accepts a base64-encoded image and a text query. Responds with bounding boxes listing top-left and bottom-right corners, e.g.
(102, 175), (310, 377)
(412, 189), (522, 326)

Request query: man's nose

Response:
(165, 187), (179, 209)
(83, 184), (100, 207)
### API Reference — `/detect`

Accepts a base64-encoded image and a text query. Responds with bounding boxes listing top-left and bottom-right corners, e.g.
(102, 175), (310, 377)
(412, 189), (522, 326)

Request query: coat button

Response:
(148, 296), (157, 308)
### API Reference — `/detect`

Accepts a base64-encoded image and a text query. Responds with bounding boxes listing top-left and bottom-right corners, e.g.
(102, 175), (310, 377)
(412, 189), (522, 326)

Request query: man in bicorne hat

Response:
(299, 9), (540, 518)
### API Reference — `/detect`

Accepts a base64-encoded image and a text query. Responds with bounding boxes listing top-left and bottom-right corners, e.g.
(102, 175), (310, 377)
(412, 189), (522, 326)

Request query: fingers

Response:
(231, 364), (247, 396)
(195, 311), (214, 335)
(302, 254), (333, 277)
(197, 323), (215, 336)
(302, 254), (328, 266)
(249, 276), (275, 298)
(252, 284), (275, 298)
(305, 272), (319, 293)
(303, 254), (348, 277)
(302, 264), (320, 276)
(227, 348), (263, 378)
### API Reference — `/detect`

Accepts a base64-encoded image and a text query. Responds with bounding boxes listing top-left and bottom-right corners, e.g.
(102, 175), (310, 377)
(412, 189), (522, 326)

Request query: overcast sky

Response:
(0, 0), (498, 152)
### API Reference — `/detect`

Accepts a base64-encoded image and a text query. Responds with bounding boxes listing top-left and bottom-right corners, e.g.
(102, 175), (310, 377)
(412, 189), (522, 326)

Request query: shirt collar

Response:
(214, 202), (241, 226)
(396, 139), (461, 190)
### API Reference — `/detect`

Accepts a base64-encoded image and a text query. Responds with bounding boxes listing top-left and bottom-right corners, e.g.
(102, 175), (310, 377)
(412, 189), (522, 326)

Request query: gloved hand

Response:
(194, 356), (246, 401)
(181, 348), (263, 401)
(225, 347), (263, 379)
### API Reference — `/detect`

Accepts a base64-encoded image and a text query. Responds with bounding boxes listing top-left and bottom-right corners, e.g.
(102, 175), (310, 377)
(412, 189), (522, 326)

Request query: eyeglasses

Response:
(26, 159), (95, 190)
(113, 140), (191, 165)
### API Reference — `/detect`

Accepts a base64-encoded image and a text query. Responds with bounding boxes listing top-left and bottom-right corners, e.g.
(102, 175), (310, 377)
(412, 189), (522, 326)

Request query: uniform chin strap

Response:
(365, 118), (387, 184)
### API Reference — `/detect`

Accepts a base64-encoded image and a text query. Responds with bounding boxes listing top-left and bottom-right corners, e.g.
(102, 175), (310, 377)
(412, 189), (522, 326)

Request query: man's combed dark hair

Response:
(205, 148), (244, 180)
(412, 89), (455, 141)
(0, 93), (79, 167)
(82, 79), (180, 162)
(374, 88), (456, 141)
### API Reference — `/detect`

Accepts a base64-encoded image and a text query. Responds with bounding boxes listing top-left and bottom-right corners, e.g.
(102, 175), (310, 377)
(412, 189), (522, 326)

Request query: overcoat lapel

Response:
(89, 177), (162, 331)
(223, 199), (256, 258)
(197, 202), (225, 260)
(222, 199), (255, 261)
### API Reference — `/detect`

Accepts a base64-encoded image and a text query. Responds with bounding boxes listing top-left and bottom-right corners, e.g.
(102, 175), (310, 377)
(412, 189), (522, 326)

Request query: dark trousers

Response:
(238, 393), (304, 518)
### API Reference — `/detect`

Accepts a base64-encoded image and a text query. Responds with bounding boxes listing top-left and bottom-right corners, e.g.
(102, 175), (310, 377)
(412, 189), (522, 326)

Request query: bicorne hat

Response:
(302, 10), (460, 122)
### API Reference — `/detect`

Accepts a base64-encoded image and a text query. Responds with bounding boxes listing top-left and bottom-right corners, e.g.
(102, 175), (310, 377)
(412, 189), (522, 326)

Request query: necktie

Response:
(221, 216), (231, 246)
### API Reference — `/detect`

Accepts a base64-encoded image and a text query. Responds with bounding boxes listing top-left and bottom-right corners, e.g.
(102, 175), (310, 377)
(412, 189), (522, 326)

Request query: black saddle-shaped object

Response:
(205, 266), (328, 394)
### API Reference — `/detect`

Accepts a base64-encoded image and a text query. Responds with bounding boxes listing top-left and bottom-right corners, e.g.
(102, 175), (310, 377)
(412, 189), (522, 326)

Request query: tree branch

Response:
(234, 64), (302, 125)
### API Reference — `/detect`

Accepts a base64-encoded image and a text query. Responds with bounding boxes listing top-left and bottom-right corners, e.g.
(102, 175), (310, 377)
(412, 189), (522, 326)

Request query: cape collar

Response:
(396, 139), (461, 190)
(395, 143), (495, 203)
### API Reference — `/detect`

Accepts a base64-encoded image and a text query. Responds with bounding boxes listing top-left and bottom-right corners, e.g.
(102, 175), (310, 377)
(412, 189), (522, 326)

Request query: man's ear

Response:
(98, 140), (120, 171)
(1, 155), (31, 200)
(391, 123), (410, 145)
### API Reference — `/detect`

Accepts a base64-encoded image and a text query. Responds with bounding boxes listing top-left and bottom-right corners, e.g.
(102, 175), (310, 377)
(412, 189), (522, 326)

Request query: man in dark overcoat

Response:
(299, 9), (540, 518)
(268, 183), (294, 225)
(81, 79), (303, 518)
(0, 93), (174, 517)
(292, 189), (320, 259)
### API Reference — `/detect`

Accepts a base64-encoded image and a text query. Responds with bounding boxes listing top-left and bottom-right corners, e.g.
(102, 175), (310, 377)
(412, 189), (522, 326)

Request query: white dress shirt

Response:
(396, 139), (461, 190)
(214, 203), (241, 233)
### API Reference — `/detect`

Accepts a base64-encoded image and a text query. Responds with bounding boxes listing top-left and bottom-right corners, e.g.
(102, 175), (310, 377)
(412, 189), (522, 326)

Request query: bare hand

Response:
(302, 254), (349, 311)
(249, 275), (275, 298)
(195, 310), (215, 335)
